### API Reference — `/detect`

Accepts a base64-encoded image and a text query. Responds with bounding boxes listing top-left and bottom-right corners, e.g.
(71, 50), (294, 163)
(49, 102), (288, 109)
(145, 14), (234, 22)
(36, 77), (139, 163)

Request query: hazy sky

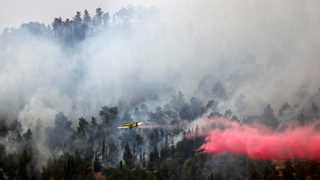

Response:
(0, 0), (156, 30)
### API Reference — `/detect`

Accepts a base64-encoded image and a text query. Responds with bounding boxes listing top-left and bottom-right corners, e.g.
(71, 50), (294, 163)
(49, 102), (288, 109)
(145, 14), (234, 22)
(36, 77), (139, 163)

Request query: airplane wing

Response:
(118, 124), (131, 129)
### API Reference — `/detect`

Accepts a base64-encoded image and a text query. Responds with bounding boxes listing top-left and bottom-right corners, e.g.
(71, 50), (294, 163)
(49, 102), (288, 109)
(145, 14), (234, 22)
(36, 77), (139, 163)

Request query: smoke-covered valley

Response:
(1, 0), (320, 179)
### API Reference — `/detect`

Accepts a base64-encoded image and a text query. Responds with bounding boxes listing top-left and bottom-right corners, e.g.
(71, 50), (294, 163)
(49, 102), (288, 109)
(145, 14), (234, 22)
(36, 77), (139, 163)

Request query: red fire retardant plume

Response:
(200, 119), (320, 160)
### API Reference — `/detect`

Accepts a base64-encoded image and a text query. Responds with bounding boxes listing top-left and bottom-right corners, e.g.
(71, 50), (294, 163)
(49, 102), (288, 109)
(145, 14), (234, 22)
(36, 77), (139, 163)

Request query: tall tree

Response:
(77, 117), (89, 137)
(73, 11), (82, 24)
(123, 143), (134, 168)
(83, 9), (91, 24)
(94, 8), (103, 25)
(262, 104), (279, 128)
(99, 106), (118, 125)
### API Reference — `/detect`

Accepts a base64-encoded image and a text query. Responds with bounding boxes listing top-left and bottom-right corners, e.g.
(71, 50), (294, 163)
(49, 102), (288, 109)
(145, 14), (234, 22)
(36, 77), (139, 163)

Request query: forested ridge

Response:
(1, 7), (320, 180)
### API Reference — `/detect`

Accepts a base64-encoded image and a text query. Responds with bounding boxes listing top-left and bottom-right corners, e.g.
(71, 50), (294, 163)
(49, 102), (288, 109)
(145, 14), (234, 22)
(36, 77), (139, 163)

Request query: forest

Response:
(1, 6), (320, 180)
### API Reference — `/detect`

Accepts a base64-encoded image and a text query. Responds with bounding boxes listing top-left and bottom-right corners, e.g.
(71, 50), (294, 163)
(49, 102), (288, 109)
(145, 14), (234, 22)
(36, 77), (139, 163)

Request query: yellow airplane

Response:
(118, 122), (143, 129)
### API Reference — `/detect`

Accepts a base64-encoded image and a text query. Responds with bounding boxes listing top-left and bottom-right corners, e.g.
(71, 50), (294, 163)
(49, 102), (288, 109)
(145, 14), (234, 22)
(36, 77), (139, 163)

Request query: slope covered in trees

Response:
(1, 6), (320, 180)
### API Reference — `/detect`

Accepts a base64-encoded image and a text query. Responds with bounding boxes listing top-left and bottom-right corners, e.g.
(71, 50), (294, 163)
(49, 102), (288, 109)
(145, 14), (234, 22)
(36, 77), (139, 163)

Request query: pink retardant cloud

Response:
(200, 118), (320, 161)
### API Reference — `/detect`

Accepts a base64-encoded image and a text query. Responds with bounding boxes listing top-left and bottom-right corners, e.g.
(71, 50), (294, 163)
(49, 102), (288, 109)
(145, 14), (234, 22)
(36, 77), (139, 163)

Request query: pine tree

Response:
(123, 143), (134, 168)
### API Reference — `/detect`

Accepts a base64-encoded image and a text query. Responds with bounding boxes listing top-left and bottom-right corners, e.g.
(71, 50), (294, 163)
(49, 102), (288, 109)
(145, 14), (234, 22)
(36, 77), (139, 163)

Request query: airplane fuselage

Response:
(118, 122), (143, 129)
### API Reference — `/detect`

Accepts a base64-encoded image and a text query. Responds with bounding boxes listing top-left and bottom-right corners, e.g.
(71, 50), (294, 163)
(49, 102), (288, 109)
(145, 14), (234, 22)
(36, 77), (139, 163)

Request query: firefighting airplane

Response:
(118, 122), (143, 129)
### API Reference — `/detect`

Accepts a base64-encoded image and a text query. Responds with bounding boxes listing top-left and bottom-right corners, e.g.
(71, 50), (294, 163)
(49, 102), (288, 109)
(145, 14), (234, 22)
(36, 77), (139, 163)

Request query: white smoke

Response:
(1, 0), (320, 130)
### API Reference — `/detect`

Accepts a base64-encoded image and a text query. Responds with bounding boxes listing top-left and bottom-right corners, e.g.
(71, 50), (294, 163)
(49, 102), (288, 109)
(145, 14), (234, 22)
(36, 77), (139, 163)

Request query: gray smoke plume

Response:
(0, 0), (320, 138)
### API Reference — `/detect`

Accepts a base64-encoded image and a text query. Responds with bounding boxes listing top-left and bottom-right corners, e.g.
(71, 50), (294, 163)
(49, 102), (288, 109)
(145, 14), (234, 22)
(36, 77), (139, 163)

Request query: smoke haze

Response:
(1, 0), (320, 129)
(1, 1), (320, 179)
